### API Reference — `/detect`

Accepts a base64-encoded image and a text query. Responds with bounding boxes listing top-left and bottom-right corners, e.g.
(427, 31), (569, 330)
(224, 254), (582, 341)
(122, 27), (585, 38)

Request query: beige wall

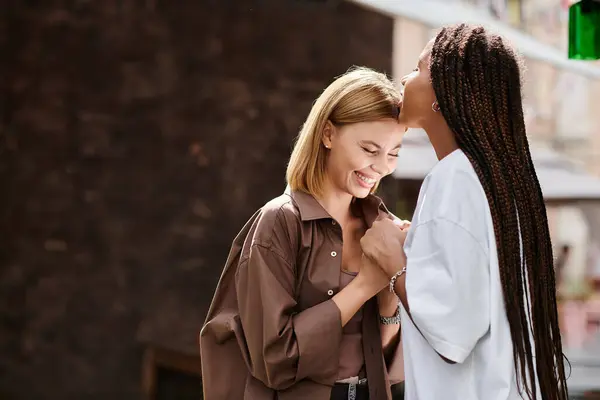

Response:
(521, 59), (558, 144)
(519, 0), (600, 282)
(521, 0), (597, 159)
(392, 17), (429, 85)
(392, 4), (600, 179)
(590, 79), (600, 177)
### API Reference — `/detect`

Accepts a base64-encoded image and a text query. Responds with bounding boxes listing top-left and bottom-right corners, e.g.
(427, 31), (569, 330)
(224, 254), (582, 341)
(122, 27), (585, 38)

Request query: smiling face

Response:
(286, 67), (405, 198)
(398, 39), (439, 129)
(322, 119), (405, 198)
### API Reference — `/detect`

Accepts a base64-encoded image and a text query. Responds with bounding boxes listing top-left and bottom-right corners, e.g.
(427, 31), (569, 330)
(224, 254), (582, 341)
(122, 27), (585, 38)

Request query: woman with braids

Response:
(360, 24), (569, 399)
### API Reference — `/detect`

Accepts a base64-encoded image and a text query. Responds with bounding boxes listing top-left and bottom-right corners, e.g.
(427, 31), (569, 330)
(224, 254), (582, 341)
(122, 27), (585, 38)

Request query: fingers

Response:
(359, 234), (370, 249)
(370, 219), (409, 239)
(360, 234), (376, 258)
(392, 218), (411, 230)
(376, 218), (400, 228)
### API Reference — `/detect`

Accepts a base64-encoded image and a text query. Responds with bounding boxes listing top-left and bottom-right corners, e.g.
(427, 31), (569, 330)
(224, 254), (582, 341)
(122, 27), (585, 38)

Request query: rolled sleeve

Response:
(405, 218), (490, 363)
(236, 243), (342, 390)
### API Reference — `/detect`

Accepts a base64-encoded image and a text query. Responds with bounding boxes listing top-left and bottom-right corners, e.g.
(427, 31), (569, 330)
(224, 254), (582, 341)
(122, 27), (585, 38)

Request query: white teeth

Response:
(356, 172), (376, 185)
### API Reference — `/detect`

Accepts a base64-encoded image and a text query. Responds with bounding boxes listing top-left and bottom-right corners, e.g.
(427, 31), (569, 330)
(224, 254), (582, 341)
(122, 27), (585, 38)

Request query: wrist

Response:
(382, 257), (406, 278)
(353, 275), (378, 302)
(389, 266), (407, 297)
(378, 293), (399, 317)
(377, 289), (397, 304)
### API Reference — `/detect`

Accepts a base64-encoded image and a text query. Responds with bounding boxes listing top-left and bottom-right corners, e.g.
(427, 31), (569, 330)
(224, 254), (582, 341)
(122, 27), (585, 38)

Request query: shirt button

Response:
(331, 251), (337, 257)
(327, 289), (334, 296)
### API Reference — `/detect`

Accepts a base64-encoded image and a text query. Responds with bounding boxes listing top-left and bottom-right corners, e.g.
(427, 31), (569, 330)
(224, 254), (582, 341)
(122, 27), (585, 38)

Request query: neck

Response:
(422, 119), (459, 160)
(317, 178), (354, 225)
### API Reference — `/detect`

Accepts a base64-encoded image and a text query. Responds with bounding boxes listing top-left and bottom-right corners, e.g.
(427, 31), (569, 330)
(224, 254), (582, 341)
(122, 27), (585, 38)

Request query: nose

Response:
(371, 155), (392, 176)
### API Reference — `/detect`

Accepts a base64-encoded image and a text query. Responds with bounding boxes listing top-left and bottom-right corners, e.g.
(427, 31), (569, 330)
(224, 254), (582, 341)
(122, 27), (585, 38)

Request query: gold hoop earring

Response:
(432, 101), (440, 112)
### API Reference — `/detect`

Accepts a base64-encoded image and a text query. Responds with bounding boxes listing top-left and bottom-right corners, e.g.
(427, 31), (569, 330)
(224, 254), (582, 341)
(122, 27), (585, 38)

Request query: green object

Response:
(568, 0), (600, 60)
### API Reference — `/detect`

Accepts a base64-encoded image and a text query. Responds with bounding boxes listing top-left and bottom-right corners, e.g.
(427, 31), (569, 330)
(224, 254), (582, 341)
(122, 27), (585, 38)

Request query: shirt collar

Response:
(284, 186), (389, 227)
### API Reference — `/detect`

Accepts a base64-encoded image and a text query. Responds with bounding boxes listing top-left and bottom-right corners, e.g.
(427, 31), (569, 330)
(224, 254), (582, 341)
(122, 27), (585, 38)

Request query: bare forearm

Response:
(393, 274), (409, 315)
(332, 279), (374, 326)
(378, 290), (400, 350)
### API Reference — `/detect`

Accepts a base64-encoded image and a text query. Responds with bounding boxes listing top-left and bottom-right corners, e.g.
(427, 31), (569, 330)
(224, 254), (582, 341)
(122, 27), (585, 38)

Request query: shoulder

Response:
(425, 151), (485, 208)
(419, 150), (490, 237)
(245, 193), (302, 253)
(425, 150), (481, 194)
(256, 193), (301, 232)
(411, 216), (489, 257)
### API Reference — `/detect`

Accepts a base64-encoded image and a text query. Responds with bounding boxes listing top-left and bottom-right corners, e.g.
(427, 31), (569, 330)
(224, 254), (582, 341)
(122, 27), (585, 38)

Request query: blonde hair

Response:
(286, 66), (402, 197)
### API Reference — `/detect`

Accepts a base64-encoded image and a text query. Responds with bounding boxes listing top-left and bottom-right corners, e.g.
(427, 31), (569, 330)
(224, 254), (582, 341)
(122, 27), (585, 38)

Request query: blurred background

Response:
(1, 0), (599, 399)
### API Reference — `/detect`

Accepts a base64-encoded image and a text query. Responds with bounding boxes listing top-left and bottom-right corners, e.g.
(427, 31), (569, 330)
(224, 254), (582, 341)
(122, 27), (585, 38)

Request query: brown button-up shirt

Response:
(200, 188), (403, 399)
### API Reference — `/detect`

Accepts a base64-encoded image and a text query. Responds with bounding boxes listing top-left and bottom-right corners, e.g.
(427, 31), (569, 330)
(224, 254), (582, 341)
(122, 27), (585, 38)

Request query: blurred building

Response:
(517, 0), (600, 305)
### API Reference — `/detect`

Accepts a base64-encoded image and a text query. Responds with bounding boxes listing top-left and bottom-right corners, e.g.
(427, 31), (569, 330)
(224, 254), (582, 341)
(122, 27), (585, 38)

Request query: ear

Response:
(322, 120), (335, 149)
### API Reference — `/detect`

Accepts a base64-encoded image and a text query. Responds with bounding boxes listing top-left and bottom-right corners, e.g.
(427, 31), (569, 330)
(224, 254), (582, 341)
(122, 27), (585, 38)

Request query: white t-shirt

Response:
(401, 149), (529, 399)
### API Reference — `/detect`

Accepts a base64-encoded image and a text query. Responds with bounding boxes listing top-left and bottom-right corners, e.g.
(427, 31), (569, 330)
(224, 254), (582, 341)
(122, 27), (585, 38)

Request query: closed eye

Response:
(362, 147), (377, 155)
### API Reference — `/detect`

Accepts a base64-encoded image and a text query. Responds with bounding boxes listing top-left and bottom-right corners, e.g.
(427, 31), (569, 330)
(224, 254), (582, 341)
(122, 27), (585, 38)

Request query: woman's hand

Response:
(332, 255), (388, 326)
(355, 254), (390, 299)
(361, 219), (408, 278)
(393, 218), (411, 231)
(377, 217), (410, 312)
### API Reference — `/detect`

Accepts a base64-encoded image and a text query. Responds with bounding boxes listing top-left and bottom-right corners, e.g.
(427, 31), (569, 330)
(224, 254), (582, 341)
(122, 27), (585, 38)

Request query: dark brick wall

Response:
(0, 1), (393, 398)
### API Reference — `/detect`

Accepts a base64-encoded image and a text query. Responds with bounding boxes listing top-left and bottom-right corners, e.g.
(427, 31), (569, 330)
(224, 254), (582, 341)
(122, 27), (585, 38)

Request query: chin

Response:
(348, 185), (373, 199)
(398, 113), (417, 129)
(398, 111), (408, 125)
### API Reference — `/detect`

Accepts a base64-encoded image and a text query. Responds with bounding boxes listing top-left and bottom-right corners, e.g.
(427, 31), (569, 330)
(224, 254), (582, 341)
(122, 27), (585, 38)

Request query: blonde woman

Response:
(200, 67), (407, 400)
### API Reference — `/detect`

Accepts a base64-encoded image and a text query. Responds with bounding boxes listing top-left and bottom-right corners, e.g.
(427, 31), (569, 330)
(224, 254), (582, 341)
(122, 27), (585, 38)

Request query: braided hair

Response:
(429, 24), (568, 400)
